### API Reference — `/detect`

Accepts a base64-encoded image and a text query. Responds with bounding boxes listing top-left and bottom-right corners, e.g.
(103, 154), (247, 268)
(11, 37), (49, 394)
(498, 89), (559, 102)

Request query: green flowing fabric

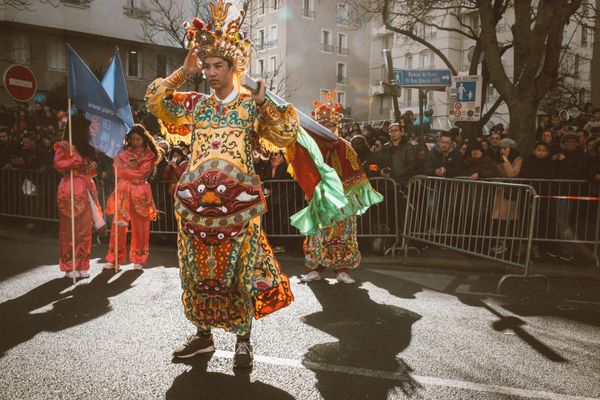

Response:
(339, 179), (384, 219)
(290, 128), (348, 236)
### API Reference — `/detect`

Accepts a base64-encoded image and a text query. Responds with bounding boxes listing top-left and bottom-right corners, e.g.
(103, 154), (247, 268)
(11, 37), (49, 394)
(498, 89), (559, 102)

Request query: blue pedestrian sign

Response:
(449, 75), (482, 122)
(392, 69), (452, 88)
(455, 81), (477, 102)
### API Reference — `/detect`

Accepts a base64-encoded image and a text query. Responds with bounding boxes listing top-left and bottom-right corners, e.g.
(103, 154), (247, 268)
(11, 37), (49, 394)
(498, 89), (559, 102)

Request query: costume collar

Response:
(214, 87), (238, 104)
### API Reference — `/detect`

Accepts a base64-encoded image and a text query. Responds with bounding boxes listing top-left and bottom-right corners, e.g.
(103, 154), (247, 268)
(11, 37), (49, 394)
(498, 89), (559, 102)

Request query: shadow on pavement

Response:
(366, 269), (577, 363)
(166, 356), (295, 399)
(0, 270), (141, 358)
(302, 282), (422, 399)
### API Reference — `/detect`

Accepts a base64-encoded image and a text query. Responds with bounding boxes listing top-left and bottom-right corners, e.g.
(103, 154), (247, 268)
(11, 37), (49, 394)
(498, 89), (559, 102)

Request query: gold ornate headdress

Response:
(312, 90), (343, 127)
(184, 0), (252, 71)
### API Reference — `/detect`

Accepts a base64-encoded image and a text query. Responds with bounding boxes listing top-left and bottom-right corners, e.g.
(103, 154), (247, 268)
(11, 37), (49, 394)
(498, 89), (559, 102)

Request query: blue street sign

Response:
(392, 69), (452, 87)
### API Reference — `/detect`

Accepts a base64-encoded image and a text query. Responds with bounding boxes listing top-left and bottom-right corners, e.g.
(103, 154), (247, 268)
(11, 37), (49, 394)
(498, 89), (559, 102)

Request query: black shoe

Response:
(172, 334), (215, 359)
(233, 341), (253, 368)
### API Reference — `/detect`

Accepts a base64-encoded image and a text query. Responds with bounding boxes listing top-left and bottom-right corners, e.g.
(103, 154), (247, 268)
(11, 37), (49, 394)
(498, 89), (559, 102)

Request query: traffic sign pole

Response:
(383, 49), (402, 124)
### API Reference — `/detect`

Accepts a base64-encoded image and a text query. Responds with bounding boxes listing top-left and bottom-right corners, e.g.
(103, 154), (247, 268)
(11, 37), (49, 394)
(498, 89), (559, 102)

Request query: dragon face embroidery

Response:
(175, 168), (266, 243)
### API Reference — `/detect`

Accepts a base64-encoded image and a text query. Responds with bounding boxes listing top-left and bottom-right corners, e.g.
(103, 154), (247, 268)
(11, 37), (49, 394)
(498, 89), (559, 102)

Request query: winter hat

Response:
(499, 138), (517, 149)
(560, 131), (578, 144)
(469, 141), (483, 152)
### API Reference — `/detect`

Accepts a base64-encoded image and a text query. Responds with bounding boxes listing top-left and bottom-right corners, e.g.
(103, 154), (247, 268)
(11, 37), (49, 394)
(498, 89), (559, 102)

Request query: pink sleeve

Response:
(53, 142), (84, 172)
(117, 152), (156, 181)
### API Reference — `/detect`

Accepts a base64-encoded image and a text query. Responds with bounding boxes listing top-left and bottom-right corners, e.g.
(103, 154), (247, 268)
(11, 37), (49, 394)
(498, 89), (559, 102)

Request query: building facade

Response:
(245, 0), (372, 121)
(368, 5), (594, 132)
(0, 0), (190, 109)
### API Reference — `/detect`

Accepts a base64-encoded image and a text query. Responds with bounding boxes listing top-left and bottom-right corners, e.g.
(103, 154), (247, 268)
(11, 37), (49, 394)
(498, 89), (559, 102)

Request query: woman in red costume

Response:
(103, 124), (161, 270)
(54, 116), (105, 279)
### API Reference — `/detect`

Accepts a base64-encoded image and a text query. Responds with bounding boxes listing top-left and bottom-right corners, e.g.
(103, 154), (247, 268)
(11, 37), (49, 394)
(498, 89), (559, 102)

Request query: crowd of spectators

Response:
(339, 103), (600, 186)
(2, 100), (599, 257)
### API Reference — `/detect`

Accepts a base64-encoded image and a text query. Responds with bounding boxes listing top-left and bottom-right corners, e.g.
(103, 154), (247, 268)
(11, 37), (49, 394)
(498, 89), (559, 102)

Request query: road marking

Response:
(214, 350), (598, 400)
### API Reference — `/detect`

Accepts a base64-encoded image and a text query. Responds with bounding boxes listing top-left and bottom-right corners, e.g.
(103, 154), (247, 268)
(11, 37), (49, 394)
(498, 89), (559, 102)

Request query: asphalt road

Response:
(1, 228), (599, 400)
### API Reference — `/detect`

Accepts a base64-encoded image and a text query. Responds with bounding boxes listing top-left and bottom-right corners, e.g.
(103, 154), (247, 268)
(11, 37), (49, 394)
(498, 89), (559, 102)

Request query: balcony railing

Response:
(337, 46), (349, 55)
(61, 0), (91, 7)
(301, 8), (315, 18)
(123, 6), (150, 19)
(336, 76), (348, 84)
(320, 43), (334, 52)
(266, 39), (278, 49)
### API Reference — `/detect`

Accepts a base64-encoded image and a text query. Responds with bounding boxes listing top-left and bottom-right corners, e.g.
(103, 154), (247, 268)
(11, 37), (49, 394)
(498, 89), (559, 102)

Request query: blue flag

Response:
(101, 48), (134, 128)
(67, 45), (132, 158)
(67, 45), (120, 123)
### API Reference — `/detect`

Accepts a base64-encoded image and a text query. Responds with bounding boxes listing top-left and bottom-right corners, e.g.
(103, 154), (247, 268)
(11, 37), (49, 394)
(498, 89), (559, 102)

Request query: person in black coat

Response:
(520, 142), (555, 179)
(379, 122), (416, 184)
(423, 131), (462, 178)
(462, 141), (500, 179)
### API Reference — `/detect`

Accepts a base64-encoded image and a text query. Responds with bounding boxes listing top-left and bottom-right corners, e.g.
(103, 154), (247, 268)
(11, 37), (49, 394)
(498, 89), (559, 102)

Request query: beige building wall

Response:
(246, 0), (371, 121)
(0, 1), (190, 108)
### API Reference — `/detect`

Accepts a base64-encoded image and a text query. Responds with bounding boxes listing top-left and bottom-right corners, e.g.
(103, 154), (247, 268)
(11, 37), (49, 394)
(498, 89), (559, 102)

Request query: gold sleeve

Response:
(144, 67), (198, 137)
(254, 99), (300, 148)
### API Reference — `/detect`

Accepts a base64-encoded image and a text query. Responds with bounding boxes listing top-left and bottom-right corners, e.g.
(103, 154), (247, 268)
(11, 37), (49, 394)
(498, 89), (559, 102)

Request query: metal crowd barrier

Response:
(0, 168), (60, 221)
(487, 178), (600, 267)
(261, 177), (402, 252)
(0, 170), (400, 251)
(402, 175), (547, 291)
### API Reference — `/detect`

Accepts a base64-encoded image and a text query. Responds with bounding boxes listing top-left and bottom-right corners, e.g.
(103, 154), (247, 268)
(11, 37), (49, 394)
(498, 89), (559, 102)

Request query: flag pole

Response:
(114, 161), (119, 273)
(68, 99), (77, 285)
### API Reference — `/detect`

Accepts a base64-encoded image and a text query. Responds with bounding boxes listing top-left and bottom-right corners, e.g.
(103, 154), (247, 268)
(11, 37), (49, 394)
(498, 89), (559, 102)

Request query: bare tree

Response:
(135, 0), (294, 96)
(345, 0), (598, 148)
(0, 0), (58, 11)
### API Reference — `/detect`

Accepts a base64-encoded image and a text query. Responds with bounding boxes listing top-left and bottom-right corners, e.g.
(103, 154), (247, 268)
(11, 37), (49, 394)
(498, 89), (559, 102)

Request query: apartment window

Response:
(574, 54), (580, 80)
(582, 25), (589, 47)
(405, 54), (413, 69)
(257, 58), (265, 76)
(337, 33), (348, 55)
(47, 37), (66, 70)
(12, 32), (31, 65)
(156, 54), (168, 77)
(379, 96), (389, 114)
(382, 34), (391, 51)
(269, 55), (277, 73)
(271, 0), (278, 11)
(336, 92), (345, 106)
(268, 24), (278, 48)
(257, 0), (265, 15)
(337, 2), (349, 24)
(321, 29), (333, 52)
(336, 62), (347, 84)
(421, 50), (434, 68)
(424, 23), (437, 39)
(302, 0), (315, 18)
(465, 13), (480, 35)
(320, 89), (330, 103)
(405, 88), (412, 104)
(256, 28), (265, 51)
(127, 48), (142, 78)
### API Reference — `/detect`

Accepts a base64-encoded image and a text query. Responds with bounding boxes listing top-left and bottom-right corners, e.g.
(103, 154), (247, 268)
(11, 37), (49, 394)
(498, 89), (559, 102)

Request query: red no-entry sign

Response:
(3, 65), (37, 102)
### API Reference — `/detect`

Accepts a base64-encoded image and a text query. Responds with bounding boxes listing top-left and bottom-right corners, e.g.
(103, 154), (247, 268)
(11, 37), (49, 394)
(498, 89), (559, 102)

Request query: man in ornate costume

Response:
(301, 97), (382, 284)
(146, 0), (381, 369)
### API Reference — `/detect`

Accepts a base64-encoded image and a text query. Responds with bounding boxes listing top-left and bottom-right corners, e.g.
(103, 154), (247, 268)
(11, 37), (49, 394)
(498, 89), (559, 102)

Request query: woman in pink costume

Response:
(104, 124), (161, 270)
(54, 116), (105, 279)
